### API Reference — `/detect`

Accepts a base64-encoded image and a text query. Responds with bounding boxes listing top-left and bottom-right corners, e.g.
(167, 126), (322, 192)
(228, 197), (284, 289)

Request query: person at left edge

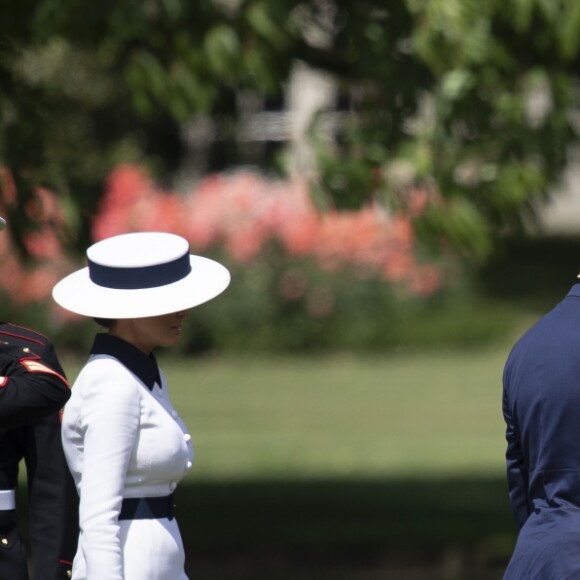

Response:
(0, 216), (79, 580)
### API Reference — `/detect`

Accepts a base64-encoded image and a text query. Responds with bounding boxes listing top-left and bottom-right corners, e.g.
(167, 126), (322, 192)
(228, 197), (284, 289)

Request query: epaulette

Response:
(0, 321), (49, 348)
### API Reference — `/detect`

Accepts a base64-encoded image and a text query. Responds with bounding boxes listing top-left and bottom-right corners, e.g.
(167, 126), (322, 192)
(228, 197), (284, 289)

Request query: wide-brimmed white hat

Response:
(52, 232), (230, 319)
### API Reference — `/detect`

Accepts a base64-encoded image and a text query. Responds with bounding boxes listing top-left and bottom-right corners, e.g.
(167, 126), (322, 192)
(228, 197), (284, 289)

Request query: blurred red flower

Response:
(92, 165), (443, 297)
(0, 164), (444, 315)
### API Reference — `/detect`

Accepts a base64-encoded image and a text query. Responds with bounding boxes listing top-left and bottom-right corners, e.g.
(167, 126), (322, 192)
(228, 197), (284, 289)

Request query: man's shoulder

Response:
(0, 321), (52, 349)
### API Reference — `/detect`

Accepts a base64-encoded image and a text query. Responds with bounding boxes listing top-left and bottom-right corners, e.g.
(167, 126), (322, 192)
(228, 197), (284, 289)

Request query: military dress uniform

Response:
(0, 321), (79, 580)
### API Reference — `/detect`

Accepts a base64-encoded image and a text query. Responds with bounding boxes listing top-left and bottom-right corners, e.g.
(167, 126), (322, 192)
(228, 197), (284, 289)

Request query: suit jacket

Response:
(503, 284), (580, 579)
(0, 321), (78, 580)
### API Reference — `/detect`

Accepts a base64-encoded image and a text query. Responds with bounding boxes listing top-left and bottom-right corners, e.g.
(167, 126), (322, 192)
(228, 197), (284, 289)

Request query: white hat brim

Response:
(52, 255), (230, 318)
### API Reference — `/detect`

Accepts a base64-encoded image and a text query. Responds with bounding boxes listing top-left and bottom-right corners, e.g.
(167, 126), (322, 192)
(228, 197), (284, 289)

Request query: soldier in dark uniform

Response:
(0, 217), (78, 579)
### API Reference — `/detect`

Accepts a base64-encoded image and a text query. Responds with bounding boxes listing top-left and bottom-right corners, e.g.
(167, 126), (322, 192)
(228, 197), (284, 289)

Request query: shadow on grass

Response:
(178, 476), (516, 580)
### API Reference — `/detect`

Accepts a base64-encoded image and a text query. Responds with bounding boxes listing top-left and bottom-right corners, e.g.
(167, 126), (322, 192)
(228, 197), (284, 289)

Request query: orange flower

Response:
(89, 164), (443, 300)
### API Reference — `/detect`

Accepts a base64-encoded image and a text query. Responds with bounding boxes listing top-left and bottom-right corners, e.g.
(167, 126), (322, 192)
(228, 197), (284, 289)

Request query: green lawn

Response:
(159, 347), (510, 481)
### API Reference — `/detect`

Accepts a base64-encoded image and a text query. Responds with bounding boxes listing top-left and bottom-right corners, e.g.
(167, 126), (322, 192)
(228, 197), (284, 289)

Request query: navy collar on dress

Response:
(90, 333), (161, 391)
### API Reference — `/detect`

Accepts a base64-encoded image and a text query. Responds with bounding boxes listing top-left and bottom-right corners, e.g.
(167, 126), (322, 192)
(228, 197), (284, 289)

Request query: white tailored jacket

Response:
(61, 334), (193, 579)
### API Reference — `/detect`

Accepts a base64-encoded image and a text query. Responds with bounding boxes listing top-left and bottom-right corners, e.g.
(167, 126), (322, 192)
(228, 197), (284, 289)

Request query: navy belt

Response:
(119, 494), (174, 521)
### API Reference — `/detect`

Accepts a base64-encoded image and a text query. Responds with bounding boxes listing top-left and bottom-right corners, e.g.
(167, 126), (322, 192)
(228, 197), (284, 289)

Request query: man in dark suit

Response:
(503, 282), (580, 579)
(0, 217), (78, 579)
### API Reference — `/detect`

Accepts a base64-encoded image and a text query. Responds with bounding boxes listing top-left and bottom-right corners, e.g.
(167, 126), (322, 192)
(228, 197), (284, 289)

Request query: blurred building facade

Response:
(179, 59), (580, 238)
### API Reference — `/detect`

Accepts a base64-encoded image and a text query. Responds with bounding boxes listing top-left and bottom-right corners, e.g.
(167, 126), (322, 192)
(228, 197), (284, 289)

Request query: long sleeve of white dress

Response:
(74, 363), (140, 579)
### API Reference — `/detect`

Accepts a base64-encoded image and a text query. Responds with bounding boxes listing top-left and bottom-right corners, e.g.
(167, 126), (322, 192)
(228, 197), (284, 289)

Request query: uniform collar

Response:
(90, 333), (161, 391)
(567, 284), (580, 298)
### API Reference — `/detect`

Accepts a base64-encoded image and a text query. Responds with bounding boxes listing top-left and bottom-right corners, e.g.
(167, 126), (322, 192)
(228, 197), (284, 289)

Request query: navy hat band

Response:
(88, 252), (192, 290)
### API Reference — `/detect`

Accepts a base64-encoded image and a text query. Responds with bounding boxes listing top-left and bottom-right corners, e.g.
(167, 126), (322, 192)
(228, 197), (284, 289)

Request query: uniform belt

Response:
(0, 489), (16, 511)
(119, 494), (174, 521)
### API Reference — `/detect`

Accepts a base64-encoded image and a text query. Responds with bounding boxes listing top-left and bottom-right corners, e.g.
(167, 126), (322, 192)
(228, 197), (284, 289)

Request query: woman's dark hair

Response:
(93, 318), (115, 328)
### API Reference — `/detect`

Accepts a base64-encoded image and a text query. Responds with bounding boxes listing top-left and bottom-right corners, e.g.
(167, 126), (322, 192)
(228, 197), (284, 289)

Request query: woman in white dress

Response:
(51, 232), (230, 580)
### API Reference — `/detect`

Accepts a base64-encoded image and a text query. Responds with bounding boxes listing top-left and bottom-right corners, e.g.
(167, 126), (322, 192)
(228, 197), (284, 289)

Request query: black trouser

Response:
(0, 510), (28, 580)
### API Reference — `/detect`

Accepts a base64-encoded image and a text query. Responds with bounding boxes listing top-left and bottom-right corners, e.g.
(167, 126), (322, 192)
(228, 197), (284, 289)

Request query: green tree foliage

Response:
(305, 0), (580, 259)
(1, 0), (579, 260)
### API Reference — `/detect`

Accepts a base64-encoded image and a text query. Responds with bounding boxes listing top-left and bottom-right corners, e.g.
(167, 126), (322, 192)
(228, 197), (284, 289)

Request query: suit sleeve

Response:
(503, 365), (531, 529)
(76, 364), (140, 580)
(24, 412), (79, 580)
(0, 341), (70, 428)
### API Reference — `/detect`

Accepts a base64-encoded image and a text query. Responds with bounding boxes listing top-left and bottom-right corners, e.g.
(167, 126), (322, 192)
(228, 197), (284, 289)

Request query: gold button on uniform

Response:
(1, 537), (8, 545)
